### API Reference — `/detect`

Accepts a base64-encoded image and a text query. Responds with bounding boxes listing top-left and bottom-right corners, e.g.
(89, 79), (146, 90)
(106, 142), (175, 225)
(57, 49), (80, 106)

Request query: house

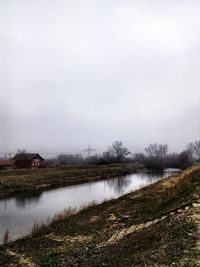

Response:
(0, 160), (16, 170)
(12, 153), (44, 169)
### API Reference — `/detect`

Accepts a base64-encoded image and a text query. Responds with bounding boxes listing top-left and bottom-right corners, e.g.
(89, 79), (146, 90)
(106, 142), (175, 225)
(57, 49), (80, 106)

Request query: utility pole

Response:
(82, 145), (96, 157)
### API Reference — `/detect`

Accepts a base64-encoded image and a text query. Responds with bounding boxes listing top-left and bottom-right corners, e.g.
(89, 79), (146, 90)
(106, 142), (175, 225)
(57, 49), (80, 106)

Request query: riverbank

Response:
(1, 165), (200, 266)
(0, 163), (142, 198)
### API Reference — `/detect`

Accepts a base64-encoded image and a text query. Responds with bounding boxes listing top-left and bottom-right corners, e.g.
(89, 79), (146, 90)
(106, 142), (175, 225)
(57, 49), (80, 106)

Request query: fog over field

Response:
(0, 0), (200, 155)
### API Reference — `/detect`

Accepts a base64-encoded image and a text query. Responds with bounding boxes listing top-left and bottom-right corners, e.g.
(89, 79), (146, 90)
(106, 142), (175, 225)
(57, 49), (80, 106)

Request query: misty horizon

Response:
(1, 0), (200, 156)
(0, 140), (198, 160)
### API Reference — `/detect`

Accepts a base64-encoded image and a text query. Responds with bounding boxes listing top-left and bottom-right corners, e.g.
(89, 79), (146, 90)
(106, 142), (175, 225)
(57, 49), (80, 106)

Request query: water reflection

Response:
(105, 171), (175, 195)
(15, 191), (42, 208)
(13, 172), (169, 207)
(5, 170), (179, 209)
(0, 169), (180, 241)
(106, 176), (132, 194)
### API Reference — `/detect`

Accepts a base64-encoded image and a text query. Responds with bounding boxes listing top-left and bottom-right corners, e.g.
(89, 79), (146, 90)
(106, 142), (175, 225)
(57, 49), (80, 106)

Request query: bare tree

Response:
(105, 141), (130, 162)
(17, 149), (27, 154)
(145, 143), (168, 170)
(187, 141), (200, 161)
(145, 143), (168, 158)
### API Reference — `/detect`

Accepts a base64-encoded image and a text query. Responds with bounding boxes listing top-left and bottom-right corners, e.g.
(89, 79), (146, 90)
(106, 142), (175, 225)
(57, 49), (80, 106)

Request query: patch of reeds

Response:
(2, 229), (10, 245)
(79, 200), (98, 211)
(52, 207), (77, 222)
(31, 221), (48, 236)
(29, 200), (100, 236)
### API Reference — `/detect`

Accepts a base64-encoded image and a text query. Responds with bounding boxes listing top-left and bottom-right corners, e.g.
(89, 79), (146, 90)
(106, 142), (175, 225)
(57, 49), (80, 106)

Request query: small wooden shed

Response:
(12, 153), (44, 169)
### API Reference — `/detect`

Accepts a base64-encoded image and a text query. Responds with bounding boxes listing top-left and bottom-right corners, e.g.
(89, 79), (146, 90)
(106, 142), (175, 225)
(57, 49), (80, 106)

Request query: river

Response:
(0, 169), (180, 242)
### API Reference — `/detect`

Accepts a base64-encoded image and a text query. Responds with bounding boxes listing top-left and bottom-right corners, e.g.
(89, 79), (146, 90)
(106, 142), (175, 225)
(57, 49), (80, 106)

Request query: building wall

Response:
(32, 159), (43, 167)
(15, 159), (43, 169)
(15, 160), (33, 169)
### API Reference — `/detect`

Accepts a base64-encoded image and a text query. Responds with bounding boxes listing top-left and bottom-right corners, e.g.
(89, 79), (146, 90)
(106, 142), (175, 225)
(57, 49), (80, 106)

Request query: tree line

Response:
(45, 140), (200, 171)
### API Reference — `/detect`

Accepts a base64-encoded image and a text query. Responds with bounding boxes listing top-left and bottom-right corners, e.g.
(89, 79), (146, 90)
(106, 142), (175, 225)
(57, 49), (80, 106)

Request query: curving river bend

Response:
(0, 169), (180, 241)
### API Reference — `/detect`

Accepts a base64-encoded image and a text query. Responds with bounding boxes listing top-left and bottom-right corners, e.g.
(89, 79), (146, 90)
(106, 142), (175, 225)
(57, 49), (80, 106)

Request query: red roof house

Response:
(0, 160), (16, 170)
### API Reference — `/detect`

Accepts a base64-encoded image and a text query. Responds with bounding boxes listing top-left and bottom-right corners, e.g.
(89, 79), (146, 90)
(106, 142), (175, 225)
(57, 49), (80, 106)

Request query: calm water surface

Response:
(0, 169), (179, 241)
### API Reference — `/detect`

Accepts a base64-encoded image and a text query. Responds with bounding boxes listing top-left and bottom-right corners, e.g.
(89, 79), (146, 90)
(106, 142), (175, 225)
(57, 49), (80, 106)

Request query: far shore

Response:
(0, 163), (143, 198)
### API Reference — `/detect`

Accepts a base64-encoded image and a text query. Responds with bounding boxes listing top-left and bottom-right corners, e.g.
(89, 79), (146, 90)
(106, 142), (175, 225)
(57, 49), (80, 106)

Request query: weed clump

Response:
(2, 230), (10, 245)
(52, 207), (77, 222)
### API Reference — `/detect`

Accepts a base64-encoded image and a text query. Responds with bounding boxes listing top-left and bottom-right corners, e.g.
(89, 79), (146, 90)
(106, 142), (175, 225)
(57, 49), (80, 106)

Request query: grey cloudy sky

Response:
(0, 0), (200, 156)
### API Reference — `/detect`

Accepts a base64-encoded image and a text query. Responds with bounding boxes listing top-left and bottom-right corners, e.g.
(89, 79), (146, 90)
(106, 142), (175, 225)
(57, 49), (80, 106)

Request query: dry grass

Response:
(30, 208), (77, 236)
(2, 230), (10, 245)
(29, 201), (100, 237)
(52, 207), (77, 222)
(79, 200), (98, 210)
(31, 221), (48, 236)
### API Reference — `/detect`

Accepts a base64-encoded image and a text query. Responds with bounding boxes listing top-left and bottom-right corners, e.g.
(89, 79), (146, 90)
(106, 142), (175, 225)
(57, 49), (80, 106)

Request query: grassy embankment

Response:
(1, 165), (200, 266)
(0, 163), (142, 198)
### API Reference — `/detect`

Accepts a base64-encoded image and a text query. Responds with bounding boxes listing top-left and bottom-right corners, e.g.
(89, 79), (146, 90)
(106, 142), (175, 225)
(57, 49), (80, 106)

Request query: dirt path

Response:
(104, 207), (188, 246)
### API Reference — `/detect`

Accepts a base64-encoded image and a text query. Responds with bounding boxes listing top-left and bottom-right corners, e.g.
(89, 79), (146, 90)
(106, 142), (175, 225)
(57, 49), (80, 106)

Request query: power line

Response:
(0, 151), (90, 156)
(82, 145), (97, 157)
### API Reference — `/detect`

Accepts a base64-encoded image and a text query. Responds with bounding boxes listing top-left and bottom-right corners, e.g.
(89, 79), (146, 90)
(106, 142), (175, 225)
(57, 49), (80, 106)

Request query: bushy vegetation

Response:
(133, 140), (200, 171)
(43, 140), (200, 171)
(133, 147), (193, 171)
(50, 141), (131, 166)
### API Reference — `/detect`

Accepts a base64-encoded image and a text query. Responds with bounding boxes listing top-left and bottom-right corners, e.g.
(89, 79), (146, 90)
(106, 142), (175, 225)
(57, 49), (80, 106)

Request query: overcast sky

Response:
(0, 0), (200, 156)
